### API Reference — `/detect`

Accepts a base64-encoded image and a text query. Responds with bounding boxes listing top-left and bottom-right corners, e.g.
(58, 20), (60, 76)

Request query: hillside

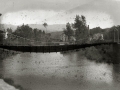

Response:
(3, 24), (66, 32)
(50, 31), (63, 40)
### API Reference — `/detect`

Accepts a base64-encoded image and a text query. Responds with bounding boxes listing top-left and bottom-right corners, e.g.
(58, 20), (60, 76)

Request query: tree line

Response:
(0, 24), (49, 45)
(1, 15), (120, 45)
(63, 15), (120, 44)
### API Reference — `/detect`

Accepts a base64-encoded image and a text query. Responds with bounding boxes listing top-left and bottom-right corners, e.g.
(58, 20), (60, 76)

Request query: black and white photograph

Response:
(0, 0), (120, 90)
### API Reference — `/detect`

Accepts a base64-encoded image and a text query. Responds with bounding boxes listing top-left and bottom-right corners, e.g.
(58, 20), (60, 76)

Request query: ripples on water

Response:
(0, 51), (120, 90)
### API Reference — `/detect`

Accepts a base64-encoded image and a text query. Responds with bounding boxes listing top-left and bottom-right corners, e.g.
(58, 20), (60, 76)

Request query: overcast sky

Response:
(0, 0), (120, 29)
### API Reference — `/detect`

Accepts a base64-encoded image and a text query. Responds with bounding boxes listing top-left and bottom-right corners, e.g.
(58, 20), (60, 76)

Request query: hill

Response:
(3, 24), (66, 32)
(50, 31), (63, 40)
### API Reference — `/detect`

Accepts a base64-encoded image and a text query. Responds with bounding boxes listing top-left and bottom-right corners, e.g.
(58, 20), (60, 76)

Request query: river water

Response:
(0, 51), (120, 90)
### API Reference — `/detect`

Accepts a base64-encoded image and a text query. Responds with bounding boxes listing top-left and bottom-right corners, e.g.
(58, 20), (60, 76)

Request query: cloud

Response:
(1, 9), (113, 29)
(0, 0), (119, 29)
(1, 10), (60, 25)
(0, 0), (94, 14)
(70, 0), (120, 25)
(47, 10), (113, 28)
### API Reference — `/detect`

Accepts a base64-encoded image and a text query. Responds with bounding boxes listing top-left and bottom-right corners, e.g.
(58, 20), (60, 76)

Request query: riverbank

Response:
(0, 49), (23, 90)
(79, 45), (114, 63)
(0, 48), (19, 60)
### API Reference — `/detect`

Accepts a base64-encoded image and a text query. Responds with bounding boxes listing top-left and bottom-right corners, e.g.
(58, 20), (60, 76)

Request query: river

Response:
(0, 51), (120, 90)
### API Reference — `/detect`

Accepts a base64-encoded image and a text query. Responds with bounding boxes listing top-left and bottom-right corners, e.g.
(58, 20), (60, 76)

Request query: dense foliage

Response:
(13, 24), (45, 41)
(79, 45), (114, 63)
(4, 24), (47, 45)
(63, 15), (89, 44)
(63, 22), (74, 42)
(73, 15), (89, 44)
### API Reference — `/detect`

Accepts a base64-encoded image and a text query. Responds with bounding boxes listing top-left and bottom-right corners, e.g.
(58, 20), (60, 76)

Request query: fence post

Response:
(118, 30), (119, 43)
(114, 29), (115, 42)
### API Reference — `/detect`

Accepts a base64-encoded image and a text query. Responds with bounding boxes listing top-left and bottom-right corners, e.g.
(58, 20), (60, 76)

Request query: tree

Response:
(0, 14), (3, 44)
(33, 28), (38, 41)
(42, 30), (45, 35)
(90, 27), (103, 36)
(0, 13), (2, 30)
(7, 28), (12, 33)
(14, 24), (33, 39)
(43, 22), (48, 33)
(63, 22), (74, 42)
(73, 15), (89, 44)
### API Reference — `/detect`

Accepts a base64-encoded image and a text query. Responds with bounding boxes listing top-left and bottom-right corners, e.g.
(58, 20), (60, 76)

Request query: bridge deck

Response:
(0, 42), (116, 52)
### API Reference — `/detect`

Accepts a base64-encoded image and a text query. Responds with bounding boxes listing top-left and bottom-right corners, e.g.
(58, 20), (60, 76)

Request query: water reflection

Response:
(0, 51), (120, 90)
(112, 64), (120, 89)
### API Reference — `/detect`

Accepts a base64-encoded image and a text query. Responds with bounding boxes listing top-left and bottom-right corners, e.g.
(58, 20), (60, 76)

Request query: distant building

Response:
(50, 31), (76, 44)
(0, 30), (8, 39)
(4, 31), (8, 39)
(69, 36), (76, 42)
(90, 33), (104, 41)
(60, 33), (76, 44)
(60, 33), (68, 42)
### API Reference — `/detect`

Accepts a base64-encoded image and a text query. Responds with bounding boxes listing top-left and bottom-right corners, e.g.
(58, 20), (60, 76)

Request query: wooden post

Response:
(49, 46), (50, 53)
(118, 29), (119, 44)
(113, 44), (120, 64)
(9, 35), (11, 45)
(114, 29), (115, 42)
(43, 46), (44, 53)
(88, 25), (90, 36)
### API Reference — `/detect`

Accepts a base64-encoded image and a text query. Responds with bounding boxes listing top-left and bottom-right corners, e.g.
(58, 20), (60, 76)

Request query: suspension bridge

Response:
(0, 29), (119, 53)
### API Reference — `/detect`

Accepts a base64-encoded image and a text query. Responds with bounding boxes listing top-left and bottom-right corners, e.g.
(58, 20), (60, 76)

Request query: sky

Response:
(0, 0), (120, 29)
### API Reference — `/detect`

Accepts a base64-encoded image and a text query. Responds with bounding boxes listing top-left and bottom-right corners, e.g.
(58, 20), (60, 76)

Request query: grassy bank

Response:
(0, 48), (19, 60)
(0, 49), (25, 90)
(79, 45), (114, 63)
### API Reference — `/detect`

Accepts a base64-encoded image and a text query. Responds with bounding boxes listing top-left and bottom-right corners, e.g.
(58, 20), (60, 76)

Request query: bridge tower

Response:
(112, 26), (120, 63)
(113, 43), (120, 64)
(113, 27), (119, 44)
